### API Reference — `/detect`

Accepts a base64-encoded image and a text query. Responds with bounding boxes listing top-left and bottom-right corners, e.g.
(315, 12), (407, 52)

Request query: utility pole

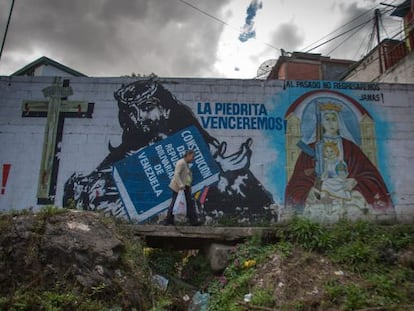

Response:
(375, 8), (383, 74)
(0, 0), (16, 65)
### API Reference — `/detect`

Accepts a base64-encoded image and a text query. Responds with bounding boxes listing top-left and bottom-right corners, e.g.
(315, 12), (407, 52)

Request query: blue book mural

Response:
(112, 126), (220, 222)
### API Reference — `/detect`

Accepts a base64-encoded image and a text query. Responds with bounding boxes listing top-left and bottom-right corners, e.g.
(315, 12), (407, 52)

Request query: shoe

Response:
(163, 219), (174, 226)
(189, 220), (202, 226)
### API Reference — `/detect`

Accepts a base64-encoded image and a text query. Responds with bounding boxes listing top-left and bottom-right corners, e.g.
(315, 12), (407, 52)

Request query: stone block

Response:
(206, 243), (234, 272)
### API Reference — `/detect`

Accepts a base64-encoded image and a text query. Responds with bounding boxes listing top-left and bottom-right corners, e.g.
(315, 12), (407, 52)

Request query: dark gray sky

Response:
(0, 0), (404, 78)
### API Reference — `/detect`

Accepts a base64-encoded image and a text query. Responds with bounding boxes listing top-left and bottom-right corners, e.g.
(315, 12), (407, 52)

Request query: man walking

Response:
(164, 150), (200, 226)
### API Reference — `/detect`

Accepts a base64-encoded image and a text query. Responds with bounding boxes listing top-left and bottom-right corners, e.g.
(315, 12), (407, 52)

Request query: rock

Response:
(398, 248), (414, 268)
(41, 212), (123, 267)
(0, 210), (152, 310)
(206, 243), (234, 272)
(379, 247), (398, 264)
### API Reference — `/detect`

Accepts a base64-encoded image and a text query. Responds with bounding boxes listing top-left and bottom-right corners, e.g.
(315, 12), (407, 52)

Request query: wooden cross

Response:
(22, 77), (94, 204)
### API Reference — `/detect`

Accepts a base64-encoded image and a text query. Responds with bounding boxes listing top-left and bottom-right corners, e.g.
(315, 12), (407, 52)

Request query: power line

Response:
(177, 0), (280, 51)
(352, 25), (372, 59)
(363, 6), (396, 55)
(177, 0), (231, 28)
(305, 18), (374, 53)
(0, 0), (16, 65)
(365, 21), (377, 56)
(301, 0), (399, 53)
(354, 5), (397, 60)
(380, 14), (391, 38)
(326, 20), (372, 56)
(301, 4), (380, 52)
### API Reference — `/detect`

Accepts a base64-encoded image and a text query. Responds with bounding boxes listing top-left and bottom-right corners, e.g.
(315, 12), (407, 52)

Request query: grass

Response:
(206, 218), (414, 311)
(250, 288), (275, 308)
(0, 289), (107, 311)
(1, 208), (414, 311)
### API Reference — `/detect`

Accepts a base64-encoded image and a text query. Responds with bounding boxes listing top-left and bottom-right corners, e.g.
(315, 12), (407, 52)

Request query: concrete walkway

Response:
(126, 225), (276, 249)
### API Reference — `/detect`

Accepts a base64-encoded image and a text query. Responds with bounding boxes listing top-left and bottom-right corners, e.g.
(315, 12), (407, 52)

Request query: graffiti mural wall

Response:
(0, 77), (412, 224)
(63, 80), (274, 224)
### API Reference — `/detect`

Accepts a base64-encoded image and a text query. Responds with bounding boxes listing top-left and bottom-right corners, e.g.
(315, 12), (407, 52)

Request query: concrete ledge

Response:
(125, 225), (276, 249)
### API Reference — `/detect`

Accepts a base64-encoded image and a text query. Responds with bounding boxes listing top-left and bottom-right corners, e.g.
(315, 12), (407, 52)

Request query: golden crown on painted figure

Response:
(319, 102), (342, 112)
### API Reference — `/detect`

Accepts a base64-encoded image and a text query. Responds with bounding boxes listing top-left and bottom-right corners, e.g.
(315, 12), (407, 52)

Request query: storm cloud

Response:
(0, 0), (230, 77)
(271, 22), (305, 51)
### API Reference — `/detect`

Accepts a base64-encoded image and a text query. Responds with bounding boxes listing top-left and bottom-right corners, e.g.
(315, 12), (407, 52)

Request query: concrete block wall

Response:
(343, 51), (381, 82)
(379, 52), (414, 84)
(0, 76), (413, 224)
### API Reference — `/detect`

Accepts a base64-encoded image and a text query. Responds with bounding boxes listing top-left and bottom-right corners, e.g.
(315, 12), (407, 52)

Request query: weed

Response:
(250, 288), (275, 307)
(119, 237), (151, 286)
(208, 235), (278, 310)
(274, 241), (294, 258)
(331, 240), (378, 272)
(149, 296), (172, 311)
(342, 284), (369, 310)
(208, 219), (414, 311)
(215, 215), (244, 227)
(146, 248), (183, 277)
(323, 268), (414, 310)
(389, 224), (414, 249)
(324, 282), (369, 310)
(38, 205), (67, 218)
(282, 300), (305, 311)
(282, 217), (334, 251)
(181, 252), (213, 287)
(208, 269), (254, 311)
(0, 289), (106, 311)
(90, 283), (108, 297)
(0, 214), (12, 233)
(365, 273), (404, 305)
(65, 198), (77, 210)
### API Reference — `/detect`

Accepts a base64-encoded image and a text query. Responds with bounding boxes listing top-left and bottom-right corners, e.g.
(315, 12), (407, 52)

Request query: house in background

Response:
(341, 39), (408, 82)
(267, 51), (355, 81)
(11, 56), (87, 77)
(392, 0), (414, 51)
(343, 0), (414, 83)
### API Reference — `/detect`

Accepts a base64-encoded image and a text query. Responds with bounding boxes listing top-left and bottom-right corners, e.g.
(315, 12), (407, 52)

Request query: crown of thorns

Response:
(115, 82), (159, 106)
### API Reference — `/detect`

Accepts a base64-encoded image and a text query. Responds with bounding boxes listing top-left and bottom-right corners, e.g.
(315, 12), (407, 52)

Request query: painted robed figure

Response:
(285, 101), (393, 221)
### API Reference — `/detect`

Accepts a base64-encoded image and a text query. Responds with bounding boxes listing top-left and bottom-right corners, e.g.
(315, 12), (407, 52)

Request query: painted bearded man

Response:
(64, 79), (274, 224)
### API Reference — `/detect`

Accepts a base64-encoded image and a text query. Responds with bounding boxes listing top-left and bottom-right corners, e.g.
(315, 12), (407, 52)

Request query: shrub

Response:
(282, 217), (334, 251)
